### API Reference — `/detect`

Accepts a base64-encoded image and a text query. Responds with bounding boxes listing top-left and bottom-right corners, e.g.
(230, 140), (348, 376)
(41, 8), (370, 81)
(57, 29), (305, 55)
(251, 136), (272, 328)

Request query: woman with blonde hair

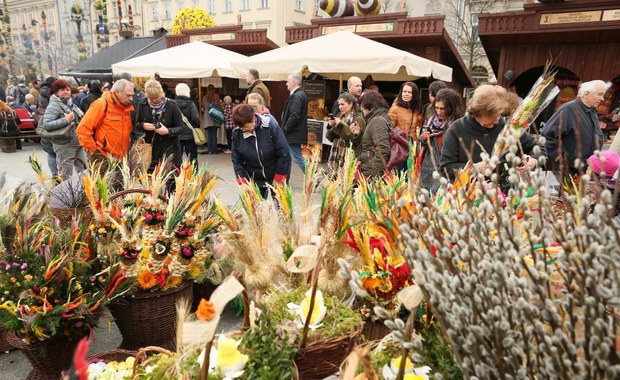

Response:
(439, 84), (545, 181)
(136, 79), (184, 173)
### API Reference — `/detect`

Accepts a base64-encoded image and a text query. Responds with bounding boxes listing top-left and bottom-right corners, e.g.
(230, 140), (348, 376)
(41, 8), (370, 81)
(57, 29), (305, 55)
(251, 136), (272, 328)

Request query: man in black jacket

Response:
(281, 73), (308, 174)
(542, 80), (609, 174)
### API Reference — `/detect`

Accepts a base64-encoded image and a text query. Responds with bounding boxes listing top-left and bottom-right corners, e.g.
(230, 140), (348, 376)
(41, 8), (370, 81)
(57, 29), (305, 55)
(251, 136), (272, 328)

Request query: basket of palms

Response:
(82, 159), (224, 351)
(0, 179), (109, 380)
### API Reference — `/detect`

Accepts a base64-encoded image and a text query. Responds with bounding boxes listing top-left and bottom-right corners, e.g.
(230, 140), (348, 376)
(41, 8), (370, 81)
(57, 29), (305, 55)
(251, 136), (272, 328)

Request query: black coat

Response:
(541, 98), (604, 172)
(136, 98), (185, 170)
(232, 114), (291, 189)
(440, 114), (545, 180)
(79, 91), (102, 113)
(281, 87), (308, 145)
(175, 96), (200, 141)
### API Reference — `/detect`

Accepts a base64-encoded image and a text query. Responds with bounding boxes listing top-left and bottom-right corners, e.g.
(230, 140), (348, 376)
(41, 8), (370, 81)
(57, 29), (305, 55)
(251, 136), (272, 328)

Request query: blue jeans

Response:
(289, 144), (305, 174)
(47, 152), (58, 177)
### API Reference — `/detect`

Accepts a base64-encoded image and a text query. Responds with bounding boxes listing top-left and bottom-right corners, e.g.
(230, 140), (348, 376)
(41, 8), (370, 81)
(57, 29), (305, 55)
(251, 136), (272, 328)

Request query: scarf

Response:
(340, 111), (354, 125)
(396, 97), (412, 109)
(51, 94), (83, 120)
(426, 113), (446, 134)
(149, 97), (168, 123)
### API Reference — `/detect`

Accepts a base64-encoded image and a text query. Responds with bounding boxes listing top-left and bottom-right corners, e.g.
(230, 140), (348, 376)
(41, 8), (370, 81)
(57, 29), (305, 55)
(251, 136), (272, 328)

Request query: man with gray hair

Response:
(281, 73), (308, 174)
(77, 79), (135, 163)
(542, 80), (610, 174)
(245, 68), (271, 108)
(21, 93), (38, 114)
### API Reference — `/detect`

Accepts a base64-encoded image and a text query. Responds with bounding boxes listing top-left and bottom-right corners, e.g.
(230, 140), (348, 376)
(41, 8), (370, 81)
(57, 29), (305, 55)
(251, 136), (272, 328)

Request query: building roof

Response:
(59, 36), (167, 79)
(478, 0), (620, 78)
(285, 13), (474, 89)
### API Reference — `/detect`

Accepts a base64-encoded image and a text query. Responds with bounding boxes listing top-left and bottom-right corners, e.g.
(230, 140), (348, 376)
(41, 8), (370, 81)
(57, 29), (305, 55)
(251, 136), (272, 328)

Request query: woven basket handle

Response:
(131, 346), (173, 379)
(108, 188), (169, 204)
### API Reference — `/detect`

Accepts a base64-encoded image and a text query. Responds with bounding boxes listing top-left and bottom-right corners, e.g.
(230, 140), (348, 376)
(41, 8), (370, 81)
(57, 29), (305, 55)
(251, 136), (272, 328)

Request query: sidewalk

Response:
(0, 140), (307, 379)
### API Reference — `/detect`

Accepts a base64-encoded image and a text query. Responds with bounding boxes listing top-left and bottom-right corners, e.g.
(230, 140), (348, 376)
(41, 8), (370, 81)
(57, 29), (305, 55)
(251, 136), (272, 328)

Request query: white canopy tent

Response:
(111, 41), (245, 79)
(231, 30), (452, 82)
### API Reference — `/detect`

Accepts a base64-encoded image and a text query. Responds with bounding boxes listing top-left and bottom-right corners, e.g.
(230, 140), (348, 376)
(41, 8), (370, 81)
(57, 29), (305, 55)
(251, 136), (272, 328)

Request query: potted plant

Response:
(0, 182), (108, 380)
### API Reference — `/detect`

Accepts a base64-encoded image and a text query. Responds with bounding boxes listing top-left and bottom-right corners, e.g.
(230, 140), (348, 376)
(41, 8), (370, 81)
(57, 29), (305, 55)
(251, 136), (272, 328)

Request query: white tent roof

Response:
(111, 41), (245, 79)
(231, 30), (452, 82)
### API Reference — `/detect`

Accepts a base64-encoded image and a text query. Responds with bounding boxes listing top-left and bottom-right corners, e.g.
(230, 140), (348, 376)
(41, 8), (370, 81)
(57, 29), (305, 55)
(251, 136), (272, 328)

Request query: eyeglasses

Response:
(434, 106), (446, 111)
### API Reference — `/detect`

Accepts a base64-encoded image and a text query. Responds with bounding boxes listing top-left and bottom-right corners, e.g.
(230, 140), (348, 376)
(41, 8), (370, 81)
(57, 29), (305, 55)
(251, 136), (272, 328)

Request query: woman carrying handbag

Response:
(175, 83), (200, 165)
(136, 79), (184, 190)
(40, 79), (87, 180)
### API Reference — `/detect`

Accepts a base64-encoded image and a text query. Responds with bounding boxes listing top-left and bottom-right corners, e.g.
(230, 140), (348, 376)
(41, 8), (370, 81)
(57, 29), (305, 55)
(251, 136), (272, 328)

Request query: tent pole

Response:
(198, 78), (202, 119)
(339, 73), (343, 91)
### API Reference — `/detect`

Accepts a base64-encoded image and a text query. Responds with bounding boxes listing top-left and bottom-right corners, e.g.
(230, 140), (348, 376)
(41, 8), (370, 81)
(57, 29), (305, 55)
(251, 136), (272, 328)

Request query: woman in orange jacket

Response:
(388, 81), (422, 140)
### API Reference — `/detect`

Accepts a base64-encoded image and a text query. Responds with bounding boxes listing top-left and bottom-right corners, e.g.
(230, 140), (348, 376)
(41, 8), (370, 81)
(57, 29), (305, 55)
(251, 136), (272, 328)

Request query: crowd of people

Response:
(0, 69), (618, 205)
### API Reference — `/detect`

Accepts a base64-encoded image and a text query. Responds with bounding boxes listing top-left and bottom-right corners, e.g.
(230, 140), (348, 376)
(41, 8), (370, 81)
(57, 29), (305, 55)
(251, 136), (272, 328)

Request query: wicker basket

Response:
(0, 139), (17, 153)
(88, 348), (138, 363)
(362, 319), (391, 341)
(6, 331), (84, 380)
(109, 281), (193, 351)
(131, 346), (174, 378)
(49, 206), (94, 228)
(294, 324), (363, 380)
(0, 327), (13, 352)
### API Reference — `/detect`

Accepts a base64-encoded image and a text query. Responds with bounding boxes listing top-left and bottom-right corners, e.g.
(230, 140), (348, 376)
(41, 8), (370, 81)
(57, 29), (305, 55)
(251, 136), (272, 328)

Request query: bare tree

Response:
(444, 0), (498, 76)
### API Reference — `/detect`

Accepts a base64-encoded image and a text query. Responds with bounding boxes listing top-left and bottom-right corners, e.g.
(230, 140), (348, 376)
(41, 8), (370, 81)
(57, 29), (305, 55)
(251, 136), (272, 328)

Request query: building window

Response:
(295, 0), (303, 11)
(240, 0), (250, 11)
(192, 0), (198, 7)
(207, 0), (215, 14)
(151, 5), (158, 21)
(177, 0), (184, 12)
(260, 0), (269, 8)
(133, 1), (140, 14)
(164, 3), (171, 20)
(224, 0), (232, 12)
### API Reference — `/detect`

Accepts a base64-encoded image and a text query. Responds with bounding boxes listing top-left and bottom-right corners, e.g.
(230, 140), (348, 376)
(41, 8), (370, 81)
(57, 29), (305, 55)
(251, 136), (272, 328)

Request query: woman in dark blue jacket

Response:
(231, 104), (291, 198)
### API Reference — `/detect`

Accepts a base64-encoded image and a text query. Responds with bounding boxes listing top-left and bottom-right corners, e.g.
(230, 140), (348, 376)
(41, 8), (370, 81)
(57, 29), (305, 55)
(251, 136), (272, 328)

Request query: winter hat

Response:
(587, 150), (620, 178)
(175, 83), (191, 98)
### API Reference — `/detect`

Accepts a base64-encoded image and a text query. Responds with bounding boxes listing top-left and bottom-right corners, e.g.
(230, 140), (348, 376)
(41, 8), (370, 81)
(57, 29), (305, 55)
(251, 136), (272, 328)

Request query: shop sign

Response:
(322, 25), (356, 35)
(540, 11), (602, 25)
(602, 9), (620, 22)
(189, 33), (235, 42)
(356, 23), (395, 33)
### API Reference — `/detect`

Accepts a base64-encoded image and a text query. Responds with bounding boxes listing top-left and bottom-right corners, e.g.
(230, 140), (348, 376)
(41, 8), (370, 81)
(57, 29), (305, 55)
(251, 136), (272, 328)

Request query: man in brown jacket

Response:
(245, 69), (271, 109)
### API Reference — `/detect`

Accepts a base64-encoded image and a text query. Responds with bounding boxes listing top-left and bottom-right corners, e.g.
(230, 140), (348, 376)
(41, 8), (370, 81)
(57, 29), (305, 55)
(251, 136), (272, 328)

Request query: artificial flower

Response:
(196, 299), (216, 321)
(137, 270), (157, 290)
